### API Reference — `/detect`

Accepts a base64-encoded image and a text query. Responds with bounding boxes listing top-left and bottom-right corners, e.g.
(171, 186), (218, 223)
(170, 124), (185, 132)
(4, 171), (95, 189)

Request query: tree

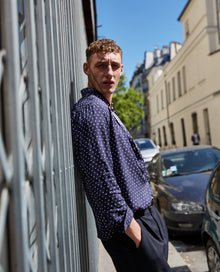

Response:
(112, 75), (144, 135)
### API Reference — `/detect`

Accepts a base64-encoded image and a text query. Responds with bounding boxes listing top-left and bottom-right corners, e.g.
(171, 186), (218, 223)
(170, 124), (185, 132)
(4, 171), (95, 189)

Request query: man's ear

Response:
(120, 64), (124, 76)
(83, 62), (89, 75)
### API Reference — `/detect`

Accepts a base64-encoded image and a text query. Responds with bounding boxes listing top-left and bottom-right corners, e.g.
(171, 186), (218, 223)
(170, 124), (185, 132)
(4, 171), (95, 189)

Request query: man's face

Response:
(83, 51), (123, 103)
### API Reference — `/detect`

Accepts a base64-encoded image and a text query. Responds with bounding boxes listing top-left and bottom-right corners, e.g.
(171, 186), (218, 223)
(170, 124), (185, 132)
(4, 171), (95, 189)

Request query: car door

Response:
(147, 153), (161, 198)
(207, 163), (220, 246)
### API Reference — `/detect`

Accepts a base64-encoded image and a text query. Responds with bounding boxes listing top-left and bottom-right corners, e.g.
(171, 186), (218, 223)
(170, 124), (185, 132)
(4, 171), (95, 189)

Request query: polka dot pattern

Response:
(71, 88), (153, 241)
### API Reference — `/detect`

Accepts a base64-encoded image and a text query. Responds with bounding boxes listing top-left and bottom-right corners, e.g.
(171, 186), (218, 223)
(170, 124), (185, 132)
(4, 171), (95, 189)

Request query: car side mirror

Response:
(148, 171), (157, 180)
(151, 172), (157, 179)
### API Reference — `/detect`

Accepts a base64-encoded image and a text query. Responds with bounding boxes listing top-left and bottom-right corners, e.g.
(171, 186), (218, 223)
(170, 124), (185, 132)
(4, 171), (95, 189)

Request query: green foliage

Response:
(112, 75), (144, 134)
(115, 74), (127, 93)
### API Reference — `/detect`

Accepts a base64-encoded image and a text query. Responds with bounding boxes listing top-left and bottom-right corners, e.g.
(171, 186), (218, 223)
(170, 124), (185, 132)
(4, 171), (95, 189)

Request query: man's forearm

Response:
(125, 218), (141, 248)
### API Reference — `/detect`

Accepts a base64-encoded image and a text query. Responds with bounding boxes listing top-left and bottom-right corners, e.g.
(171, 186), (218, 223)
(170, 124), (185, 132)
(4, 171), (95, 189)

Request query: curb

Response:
(168, 242), (191, 271)
(98, 240), (191, 271)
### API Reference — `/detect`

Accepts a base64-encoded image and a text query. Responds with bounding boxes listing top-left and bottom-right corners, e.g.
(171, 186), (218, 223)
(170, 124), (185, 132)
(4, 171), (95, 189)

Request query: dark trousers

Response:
(102, 206), (171, 272)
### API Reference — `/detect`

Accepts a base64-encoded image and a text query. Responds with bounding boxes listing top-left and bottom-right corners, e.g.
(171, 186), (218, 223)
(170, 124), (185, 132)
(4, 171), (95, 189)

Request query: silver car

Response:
(134, 138), (160, 166)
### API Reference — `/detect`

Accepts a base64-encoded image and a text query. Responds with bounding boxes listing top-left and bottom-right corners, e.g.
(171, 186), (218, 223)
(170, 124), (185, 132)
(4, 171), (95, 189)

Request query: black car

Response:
(147, 145), (220, 234)
(202, 161), (220, 272)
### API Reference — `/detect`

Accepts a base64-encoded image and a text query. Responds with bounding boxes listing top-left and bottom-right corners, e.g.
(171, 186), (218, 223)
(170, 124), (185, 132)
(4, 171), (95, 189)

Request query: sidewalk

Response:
(98, 240), (191, 272)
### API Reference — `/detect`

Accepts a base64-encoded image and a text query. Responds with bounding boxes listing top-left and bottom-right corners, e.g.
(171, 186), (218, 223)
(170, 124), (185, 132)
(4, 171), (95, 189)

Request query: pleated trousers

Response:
(102, 205), (171, 272)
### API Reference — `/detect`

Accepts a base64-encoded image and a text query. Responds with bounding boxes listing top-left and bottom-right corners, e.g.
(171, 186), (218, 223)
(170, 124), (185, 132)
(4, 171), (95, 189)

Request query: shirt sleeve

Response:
(71, 104), (133, 239)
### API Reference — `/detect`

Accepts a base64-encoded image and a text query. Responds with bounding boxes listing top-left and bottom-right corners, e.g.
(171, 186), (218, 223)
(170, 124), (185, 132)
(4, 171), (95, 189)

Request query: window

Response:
(148, 153), (160, 175)
(185, 20), (190, 39)
(158, 128), (162, 147)
(211, 166), (220, 199)
(181, 118), (187, 146)
(207, 163), (220, 211)
(182, 66), (187, 94)
(156, 95), (159, 113)
(167, 82), (171, 104)
(161, 90), (164, 109)
(163, 126), (167, 146)
(170, 122), (176, 146)
(192, 112), (198, 134)
(172, 77), (176, 101)
(177, 71), (182, 97)
(203, 108), (212, 145)
(135, 139), (155, 150)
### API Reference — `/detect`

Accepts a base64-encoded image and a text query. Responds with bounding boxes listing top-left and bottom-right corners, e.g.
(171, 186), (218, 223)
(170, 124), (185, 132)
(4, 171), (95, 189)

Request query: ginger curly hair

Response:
(86, 39), (122, 62)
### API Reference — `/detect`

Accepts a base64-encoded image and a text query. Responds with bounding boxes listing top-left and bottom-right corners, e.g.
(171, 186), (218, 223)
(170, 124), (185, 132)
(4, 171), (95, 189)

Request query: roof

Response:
(161, 145), (218, 156)
(178, 0), (192, 21)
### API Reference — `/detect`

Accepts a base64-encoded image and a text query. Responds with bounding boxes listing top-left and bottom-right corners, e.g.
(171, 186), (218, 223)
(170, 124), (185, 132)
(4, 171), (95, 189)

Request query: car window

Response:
(161, 153), (184, 177)
(207, 164), (220, 216)
(213, 148), (220, 161)
(211, 166), (220, 200)
(135, 139), (155, 150)
(161, 149), (220, 177)
(148, 154), (160, 173)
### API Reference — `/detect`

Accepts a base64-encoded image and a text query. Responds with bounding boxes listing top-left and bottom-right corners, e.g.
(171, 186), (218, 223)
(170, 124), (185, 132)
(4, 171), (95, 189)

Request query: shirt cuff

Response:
(123, 207), (133, 232)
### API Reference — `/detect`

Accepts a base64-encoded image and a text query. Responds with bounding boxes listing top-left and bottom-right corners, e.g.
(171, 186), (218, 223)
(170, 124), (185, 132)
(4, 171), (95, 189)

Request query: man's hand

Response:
(125, 218), (141, 248)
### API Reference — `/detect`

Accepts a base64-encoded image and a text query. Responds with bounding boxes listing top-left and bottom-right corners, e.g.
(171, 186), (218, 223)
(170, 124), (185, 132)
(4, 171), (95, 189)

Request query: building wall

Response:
(148, 0), (220, 150)
(0, 0), (97, 271)
(130, 48), (172, 139)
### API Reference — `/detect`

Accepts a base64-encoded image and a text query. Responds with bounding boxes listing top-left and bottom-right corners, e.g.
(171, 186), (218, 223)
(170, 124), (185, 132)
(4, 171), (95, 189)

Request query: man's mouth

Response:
(103, 81), (114, 86)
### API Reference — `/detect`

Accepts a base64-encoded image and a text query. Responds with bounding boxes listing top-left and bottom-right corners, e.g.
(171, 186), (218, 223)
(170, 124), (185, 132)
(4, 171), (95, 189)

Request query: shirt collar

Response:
(81, 88), (115, 111)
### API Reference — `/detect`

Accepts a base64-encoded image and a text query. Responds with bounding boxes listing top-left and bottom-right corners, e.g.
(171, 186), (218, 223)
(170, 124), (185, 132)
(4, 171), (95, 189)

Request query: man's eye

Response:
(97, 63), (106, 68)
(112, 64), (120, 70)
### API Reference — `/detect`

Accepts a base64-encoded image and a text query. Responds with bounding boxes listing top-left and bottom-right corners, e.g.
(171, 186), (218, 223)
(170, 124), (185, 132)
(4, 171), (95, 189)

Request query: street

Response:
(170, 233), (209, 272)
(98, 233), (209, 271)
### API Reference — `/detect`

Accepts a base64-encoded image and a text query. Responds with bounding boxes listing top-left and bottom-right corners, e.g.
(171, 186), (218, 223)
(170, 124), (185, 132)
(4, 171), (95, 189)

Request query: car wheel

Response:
(206, 238), (220, 272)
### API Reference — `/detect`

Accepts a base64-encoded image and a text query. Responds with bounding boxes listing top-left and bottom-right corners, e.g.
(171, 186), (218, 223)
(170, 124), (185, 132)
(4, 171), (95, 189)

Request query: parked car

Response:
(134, 138), (160, 166)
(202, 161), (220, 272)
(147, 145), (220, 234)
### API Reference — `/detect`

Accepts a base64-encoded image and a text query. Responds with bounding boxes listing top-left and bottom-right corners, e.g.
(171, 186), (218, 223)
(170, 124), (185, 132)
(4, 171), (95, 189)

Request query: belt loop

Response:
(134, 197), (154, 219)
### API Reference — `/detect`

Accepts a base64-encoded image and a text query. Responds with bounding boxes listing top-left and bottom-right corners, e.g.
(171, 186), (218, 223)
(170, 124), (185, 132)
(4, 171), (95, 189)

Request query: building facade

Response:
(130, 46), (172, 138)
(147, 0), (220, 150)
(0, 0), (98, 271)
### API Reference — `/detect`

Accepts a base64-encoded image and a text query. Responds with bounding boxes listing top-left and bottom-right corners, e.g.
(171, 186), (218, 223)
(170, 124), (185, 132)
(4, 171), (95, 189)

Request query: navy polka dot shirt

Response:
(71, 88), (153, 241)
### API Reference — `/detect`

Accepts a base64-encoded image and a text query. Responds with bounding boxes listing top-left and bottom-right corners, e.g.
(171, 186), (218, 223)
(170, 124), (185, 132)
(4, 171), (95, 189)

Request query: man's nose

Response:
(105, 65), (113, 76)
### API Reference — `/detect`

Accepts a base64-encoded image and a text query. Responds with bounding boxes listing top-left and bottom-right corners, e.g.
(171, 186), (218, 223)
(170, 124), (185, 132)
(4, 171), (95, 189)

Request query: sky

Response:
(96, 0), (189, 84)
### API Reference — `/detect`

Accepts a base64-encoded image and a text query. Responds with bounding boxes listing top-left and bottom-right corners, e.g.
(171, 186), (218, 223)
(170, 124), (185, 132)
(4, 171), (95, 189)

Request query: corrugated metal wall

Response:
(0, 0), (97, 271)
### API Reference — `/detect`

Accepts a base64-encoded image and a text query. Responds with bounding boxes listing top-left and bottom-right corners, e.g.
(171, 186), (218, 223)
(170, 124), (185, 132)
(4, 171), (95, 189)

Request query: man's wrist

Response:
(125, 218), (141, 248)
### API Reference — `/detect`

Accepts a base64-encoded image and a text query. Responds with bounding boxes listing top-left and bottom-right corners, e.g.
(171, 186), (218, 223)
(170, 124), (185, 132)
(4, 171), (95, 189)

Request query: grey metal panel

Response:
(35, 1), (59, 271)
(0, 0), (98, 271)
(24, 0), (47, 270)
(1, 0), (29, 271)
(48, 1), (68, 270)
(57, 1), (73, 270)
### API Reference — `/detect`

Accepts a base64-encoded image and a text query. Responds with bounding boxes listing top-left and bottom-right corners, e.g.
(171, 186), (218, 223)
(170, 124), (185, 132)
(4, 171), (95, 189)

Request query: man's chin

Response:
(103, 86), (115, 94)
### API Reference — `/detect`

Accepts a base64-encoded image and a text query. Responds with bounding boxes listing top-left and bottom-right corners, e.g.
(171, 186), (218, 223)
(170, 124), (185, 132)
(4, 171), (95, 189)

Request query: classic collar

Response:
(81, 88), (115, 111)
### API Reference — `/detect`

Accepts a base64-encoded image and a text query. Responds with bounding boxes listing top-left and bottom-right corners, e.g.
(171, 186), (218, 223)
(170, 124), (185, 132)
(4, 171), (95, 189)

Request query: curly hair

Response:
(86, 39), (122, 62)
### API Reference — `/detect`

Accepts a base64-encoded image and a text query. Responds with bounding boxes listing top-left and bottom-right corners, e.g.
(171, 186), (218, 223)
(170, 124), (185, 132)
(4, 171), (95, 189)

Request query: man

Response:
(191, 131), (200, 145)
(71, 39), (171, 271)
